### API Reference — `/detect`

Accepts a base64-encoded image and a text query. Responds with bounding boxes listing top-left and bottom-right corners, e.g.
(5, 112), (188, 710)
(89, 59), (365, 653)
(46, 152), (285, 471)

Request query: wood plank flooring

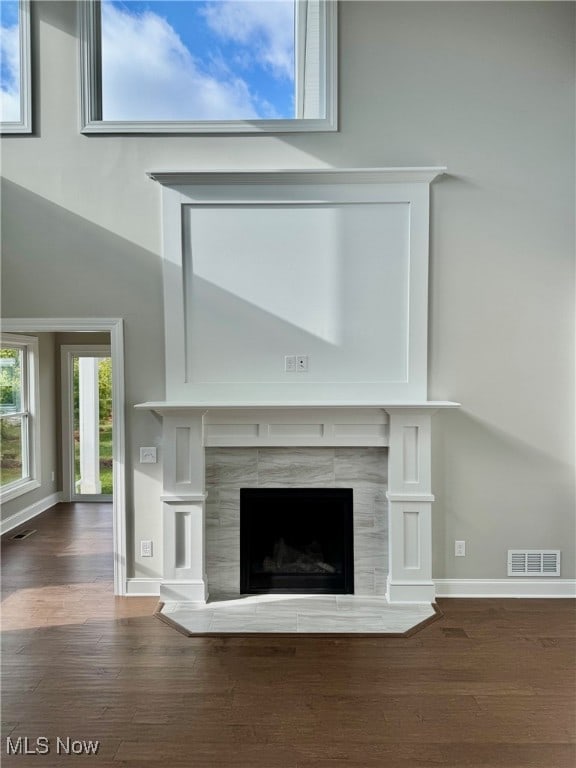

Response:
(2, 503), (575, 767)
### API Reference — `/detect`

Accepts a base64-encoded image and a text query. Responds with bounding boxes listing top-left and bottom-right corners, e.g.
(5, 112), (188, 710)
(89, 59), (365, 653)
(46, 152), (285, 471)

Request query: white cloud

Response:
(101, 3), (261, 121)
(201, 0), (295, 81)
(0, 23), (21, 123)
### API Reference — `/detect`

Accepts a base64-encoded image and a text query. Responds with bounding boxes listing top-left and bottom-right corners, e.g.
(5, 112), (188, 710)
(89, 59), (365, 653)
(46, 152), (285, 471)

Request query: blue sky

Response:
(101, 0), (296, 121)
(0, 0), (21, 122)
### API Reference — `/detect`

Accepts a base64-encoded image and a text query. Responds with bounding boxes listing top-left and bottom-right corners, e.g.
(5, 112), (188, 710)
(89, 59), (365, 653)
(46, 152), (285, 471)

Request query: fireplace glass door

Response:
(240, 488), (354, 594)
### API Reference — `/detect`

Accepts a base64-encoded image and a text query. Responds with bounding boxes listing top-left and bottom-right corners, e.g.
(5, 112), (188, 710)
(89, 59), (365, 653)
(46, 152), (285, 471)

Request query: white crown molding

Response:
(147, 167), (447, 187)
(434, 579), (576, 599)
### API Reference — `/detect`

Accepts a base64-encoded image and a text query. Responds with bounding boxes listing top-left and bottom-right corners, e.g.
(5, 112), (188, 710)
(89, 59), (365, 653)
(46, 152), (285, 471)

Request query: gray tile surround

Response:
(205, 447), (388, 597)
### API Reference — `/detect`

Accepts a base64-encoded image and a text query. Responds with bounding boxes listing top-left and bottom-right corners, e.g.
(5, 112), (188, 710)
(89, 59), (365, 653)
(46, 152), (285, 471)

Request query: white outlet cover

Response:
(140, 540), (153, 557)
(140, 447), (157, 463)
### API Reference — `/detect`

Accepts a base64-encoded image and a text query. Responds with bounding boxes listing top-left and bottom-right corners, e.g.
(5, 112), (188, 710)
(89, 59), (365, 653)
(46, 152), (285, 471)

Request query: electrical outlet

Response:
(140, 540), (153, 558)
(455, 540), (466, 557)
(296, 355), (309, 372)
(140, 447), (157, 464)
(284, 355), (297, 372)
(51, 470), (55, 482)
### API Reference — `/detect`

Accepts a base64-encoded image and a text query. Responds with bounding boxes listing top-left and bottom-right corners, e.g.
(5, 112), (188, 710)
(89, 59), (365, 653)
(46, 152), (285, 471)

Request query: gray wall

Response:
(1, 2), (574, 580)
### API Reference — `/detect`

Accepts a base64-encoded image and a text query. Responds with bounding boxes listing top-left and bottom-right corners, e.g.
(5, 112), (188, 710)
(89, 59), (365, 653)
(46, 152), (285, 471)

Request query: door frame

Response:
(2, 318), (127, 596)
(61, 345), (113, 503)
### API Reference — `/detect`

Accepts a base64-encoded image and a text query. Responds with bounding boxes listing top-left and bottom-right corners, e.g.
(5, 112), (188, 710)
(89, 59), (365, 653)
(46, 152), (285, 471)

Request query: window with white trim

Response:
(0, 334), (40, 500)
(0, 0), (32, 133)
(80, 0), (337, 133)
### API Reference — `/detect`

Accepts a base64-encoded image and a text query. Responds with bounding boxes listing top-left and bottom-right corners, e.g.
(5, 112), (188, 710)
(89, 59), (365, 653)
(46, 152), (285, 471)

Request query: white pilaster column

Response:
(385, 408), (436, 603)
(79, 357), (101, 494)
(160, 409), (208, 603)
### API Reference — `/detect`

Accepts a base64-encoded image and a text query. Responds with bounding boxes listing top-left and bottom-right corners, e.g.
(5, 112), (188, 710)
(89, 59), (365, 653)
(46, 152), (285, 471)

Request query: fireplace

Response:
(240, 488), (354, 595)
(137, 167), (459, 606)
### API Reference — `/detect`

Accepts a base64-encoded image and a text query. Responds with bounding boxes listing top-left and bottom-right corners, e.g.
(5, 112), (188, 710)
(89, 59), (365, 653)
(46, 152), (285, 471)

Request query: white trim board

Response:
(125, 578), (162, 597)
(1, 492), (63, 536)
(434, 579), (576, 599)
(1, 318), (127, 596)
(124, 578), (576, 600)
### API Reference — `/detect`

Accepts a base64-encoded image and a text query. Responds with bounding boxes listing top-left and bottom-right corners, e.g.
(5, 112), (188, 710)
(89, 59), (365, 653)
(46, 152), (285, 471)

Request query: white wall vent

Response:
(507, 550), (561, 577)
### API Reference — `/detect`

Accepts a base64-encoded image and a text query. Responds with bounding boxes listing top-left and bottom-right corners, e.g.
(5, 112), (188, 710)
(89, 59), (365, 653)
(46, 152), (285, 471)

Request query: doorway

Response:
(61, 346), (112, 502)
(2, 318), (126, 595)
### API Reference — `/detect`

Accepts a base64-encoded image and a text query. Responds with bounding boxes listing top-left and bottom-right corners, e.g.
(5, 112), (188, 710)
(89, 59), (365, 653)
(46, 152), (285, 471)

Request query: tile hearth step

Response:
(158, 595), (438, 636)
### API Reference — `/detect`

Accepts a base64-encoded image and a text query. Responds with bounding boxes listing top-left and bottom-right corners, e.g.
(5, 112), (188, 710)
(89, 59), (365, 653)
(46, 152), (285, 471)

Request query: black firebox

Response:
(240, 488), (354, 595)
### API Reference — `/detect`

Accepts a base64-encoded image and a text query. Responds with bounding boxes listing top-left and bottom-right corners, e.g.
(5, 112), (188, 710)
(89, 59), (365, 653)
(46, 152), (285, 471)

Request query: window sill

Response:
(80, 117), (337, 135)
(1, 478), (41, 504)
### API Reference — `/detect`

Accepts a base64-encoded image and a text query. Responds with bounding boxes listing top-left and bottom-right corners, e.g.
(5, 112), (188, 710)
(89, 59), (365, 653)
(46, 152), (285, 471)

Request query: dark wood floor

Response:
(2, 503), (575, 767)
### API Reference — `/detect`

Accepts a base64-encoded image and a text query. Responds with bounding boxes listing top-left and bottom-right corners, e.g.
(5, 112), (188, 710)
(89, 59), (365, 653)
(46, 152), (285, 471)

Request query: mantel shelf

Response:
(135, 401), (460, 415)
(146, 166), (447, 187)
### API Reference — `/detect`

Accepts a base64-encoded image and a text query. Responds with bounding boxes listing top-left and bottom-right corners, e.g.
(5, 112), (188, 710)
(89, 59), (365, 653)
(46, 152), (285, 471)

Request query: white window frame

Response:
(0, 0), (32, 134)
(0, 333), (40, 502)
(79, 0), (337, 134)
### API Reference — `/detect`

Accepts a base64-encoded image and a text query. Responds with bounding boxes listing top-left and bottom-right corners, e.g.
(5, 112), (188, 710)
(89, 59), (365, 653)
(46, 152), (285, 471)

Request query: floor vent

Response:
(11, 529), (37, 540)
(507, 550), (560, 577)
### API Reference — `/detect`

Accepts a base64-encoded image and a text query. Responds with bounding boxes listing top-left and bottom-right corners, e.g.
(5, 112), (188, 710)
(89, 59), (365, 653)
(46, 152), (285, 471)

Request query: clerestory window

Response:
(80, 0), (337, 134)
(0, 0), (32, 133)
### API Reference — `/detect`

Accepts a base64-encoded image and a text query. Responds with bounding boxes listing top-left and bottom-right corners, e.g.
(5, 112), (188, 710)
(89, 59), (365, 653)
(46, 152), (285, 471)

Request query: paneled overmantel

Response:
(136, 402), (459, 603)
(142, 166), (459, 606)
(148, 167), (447, 404)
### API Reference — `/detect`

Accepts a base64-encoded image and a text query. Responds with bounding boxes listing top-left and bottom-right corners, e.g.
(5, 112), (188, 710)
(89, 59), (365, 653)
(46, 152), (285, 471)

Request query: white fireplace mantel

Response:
(136, 401), (459, 604)
(140, 166), (459, 608)
(136, 401), (458, 412)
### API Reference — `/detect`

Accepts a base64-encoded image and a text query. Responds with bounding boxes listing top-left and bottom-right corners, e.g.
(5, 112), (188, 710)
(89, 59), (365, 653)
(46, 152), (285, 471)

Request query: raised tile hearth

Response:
(159, 594), (438, 635)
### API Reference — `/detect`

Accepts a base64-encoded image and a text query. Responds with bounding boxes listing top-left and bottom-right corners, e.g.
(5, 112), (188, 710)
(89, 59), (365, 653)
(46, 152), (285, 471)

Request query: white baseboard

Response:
(125, 578), (162, 596)
(1, 492), (63, 535)
(434, 579), (576, 598)
(126, 578), (576, 600)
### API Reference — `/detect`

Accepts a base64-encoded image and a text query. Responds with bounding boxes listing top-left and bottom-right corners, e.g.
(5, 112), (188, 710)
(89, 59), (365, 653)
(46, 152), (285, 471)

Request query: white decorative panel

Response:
(269, 423), (324, 438)
(333, 423), (387, 440)
(402, 426), (419, 484)
(174, 511), (192, 569)
(175, 427), (191, 485)
(387, 410), (432, 495)
(154, 168), (444, 403)
(403, 510), (420, 569)
(205, 424), (259, 442)
(184, 204), (409, 389)
(163, 413), (206, 494)
(202, 408), (390, 447)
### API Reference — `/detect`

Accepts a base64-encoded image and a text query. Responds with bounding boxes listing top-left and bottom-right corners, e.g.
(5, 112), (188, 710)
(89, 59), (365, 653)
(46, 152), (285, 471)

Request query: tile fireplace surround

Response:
(136, 168), (459, 631)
